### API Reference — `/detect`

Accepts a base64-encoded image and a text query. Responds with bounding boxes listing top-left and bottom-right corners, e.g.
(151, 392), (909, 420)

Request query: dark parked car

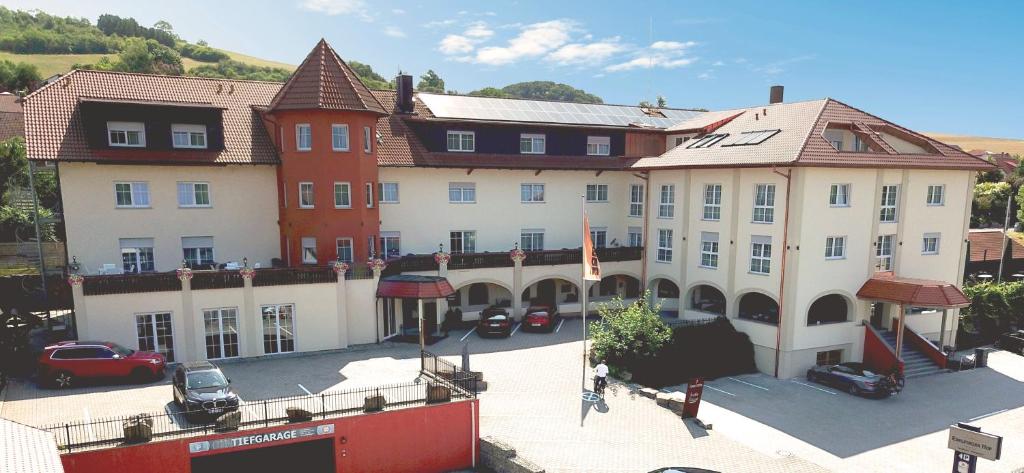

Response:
(477, 306), (512, 338)
(806, 362), (888, 397)
(173, 361), (239, 421)
(995, 330), (1024, 355)
(523, 304), (560, 332)
(37, 341), (165, 389)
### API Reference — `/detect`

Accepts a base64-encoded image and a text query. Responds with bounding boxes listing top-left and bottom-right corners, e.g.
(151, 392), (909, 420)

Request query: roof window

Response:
(722, 129), (781, 147)
(687, 133), (729, 149)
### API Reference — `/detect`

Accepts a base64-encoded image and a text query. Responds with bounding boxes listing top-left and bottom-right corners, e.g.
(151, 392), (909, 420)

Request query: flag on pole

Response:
(582, 214), (602, 281)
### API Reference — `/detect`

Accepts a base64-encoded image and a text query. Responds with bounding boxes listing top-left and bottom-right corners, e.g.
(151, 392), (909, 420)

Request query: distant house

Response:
(0, 91), (24, 140)
(966, 228), (1024, 279)
(970, 149), (1019, 177)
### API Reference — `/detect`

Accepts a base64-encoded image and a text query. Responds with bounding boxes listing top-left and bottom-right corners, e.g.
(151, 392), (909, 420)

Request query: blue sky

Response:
(8, 0), (1023, 138)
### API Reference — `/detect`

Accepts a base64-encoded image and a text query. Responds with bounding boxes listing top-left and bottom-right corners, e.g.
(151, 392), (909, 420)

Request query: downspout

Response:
(636, 171), (652, 292)
(771, 167), (793, 378)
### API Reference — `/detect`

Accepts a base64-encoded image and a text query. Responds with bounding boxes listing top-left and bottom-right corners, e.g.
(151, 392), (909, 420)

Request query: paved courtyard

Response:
(2, 319), (1023, 472)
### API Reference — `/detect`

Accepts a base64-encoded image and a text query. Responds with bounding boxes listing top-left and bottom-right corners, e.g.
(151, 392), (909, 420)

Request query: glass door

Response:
(382, 298), (399, 340)
(261, 304), (295, 354)
(203, 308), (239, 359)
(135, 312), (174, 361)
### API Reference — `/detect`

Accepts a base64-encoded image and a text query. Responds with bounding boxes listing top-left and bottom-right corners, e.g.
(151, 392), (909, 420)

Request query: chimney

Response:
(396, 74), (414, 114)
(769, 85), (784, 104)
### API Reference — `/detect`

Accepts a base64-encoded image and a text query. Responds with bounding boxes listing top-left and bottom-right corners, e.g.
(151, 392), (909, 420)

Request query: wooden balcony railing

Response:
(83, 272), (182, 296)
(251, 267), (337, 287)
(383, 246), (643, 273)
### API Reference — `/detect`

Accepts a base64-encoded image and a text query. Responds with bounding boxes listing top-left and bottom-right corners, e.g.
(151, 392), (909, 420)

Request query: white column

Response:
(370, 258), (385, 342)
(67, 274), (87, 338)
(436, 250), (450, 332)
(240, 267), (260, 356)
(176, 267), (197, 362)
(333, 261), (350, 349)
(511, 247), (526, 321)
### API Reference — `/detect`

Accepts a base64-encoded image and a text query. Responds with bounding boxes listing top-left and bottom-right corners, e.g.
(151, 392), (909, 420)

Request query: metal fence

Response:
(42, 376), (476, 453)
(420, 349), (479, 395)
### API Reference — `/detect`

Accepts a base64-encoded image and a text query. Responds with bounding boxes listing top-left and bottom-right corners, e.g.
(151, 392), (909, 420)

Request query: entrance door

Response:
(191, 438), (334, 473)
(870, 303), (885, 329)
(382, 298), (399, 339)
(402, 298), (418, 334)
(536, 280), (556, 306)
(423, 302), (438, 335)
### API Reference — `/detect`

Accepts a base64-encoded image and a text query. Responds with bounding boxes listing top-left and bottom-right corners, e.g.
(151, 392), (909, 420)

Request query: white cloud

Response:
(473, 20), (575, 65)
(301, 0), (370, 20)
(605, 40), (698, 72)
(423, 19), (457, 28)
(391, 8), (405, 14)
(753, 54), (816, 75)
(384, 26), (406, 38)
(650, 40), (696, 51)
(698, 71), (713, 80)
(712, 60), (725, 67)
(464, 22), (494, 39)
(439, 34), (476, 54)
(546, 37), (626, 66)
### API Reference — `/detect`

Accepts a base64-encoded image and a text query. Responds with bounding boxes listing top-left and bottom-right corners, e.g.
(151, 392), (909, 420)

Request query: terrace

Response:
(383, 246), (643, 276)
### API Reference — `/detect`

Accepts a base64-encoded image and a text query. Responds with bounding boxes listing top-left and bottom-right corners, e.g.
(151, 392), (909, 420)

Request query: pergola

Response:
(376, 275), (456, 350)
(856, 272), (971, 357)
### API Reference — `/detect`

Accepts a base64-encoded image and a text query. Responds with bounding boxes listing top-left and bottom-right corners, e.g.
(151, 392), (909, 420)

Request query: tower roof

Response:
(268, 39), (387, 114)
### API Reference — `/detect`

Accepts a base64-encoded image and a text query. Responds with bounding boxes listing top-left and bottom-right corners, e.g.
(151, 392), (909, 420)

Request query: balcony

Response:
(383, 246), (643, 274)
(80, 265), (374, 296)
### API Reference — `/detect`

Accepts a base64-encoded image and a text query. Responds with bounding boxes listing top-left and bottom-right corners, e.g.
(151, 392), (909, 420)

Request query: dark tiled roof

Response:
(417, 152), (635, 171)
(268, 39), (386, 115)
(0, 93), (23, 140)
(856, 272), (970, 308)
(23, 70), (281, 164)
(370, 89), (429, 166)
(968, 229), (1024, 262)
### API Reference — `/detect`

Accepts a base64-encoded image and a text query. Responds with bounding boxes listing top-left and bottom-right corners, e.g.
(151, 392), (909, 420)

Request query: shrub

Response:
(589, 291), (671, 368)
(631, 317), (758, 388)
(960, 282), (1024, 347)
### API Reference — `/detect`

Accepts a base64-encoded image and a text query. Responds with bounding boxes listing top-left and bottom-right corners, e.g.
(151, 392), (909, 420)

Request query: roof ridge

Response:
(321, 41), (387, 113)
(791, 98), (832, 164)
(415, 91), (707, 112)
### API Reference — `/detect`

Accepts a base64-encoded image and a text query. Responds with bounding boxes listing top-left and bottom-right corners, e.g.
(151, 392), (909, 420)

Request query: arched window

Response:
(808, 294), (849, 325)
(689, 285), (725, 315)
(624, 277), (640, 298)
(656, 279), (679, 299)
(738, 292), (779, 324)
(468, 283), (489, 306)
(599, 277), (617, 296)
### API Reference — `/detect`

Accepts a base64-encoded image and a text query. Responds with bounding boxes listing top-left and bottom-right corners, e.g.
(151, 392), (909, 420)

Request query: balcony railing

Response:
(83, 272), (182, 296)
(383, 246), (643, 273)
(251, 267), (337, 287)
(190, 270), (245, 290)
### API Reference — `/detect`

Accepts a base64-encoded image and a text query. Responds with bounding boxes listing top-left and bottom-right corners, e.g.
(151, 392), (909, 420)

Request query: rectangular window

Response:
(825, 236), (846, 259)
(446, 131), (475, 152)
(203, 308), (239, 359)
(589, 228), (607, 249)
(298, 182), (314, 208)
(448, 182), (476, 203)
(586, 136), (610, 156)
(750, 236), (772, 274)
(816, 349), (842, 366)
(521, 183), (545, 203)
(380, 232), (401, 258)
(586, 184), (609, 202)
(926, 185), (945, 206)
(136, 312), (174, 361)
(880, 185), (898, 222)
(521, 230), (545, 251)
(261, 304), (295, 354)
(659, 184), (675, 218)
(365, 182), (374, 208)
(700, 231), (719, 269)
(301, 237), (317, 264)
(363, 126), (372, 153)
(182, 236), (215, 267)
(450, 231), (476, 254)
(922, 233), (940, 255)
(171, 124), (207, 149)
(628, 227), (643, 247)
(114, 182), (150, 208)
(367, 235), (375, 258)
(379, 182), (399, 203)
(120, 238), (154, 273)
(829, 184), (850, 207)
(296, 124), (312, 151)
(657, 229), (673, 262)
(331, 124), (350, 151)
(753, 184), (776, 223)
(334, 182), (351, 208)
(825, 130), (843, 151)
(703, 184), (722, 220)
(107, 121), (145, 147)
(177, 182), (210, 208)
(519, 133), (546, 154)
(876, 235), (894, 271)
(336, 238), (353, 263)
(629, 184), (644, 217)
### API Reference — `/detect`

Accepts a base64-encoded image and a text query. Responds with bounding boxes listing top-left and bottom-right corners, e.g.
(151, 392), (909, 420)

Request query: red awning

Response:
(376, 275), (455, 299)
(856, 272), (970, 308)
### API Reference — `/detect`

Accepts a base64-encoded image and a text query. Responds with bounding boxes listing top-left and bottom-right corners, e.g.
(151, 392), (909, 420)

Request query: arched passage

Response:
(522, 277), (580, 307)
(738, 292), (779, 324)
(687, 284), (726, 316)
(807, 294), (850, 325)
(589, 274), (641, 300)
(649, 278), (681, 315)
(451, 281), (513, 311)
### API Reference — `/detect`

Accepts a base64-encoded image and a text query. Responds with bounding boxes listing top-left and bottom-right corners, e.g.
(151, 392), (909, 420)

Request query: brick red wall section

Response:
(863, 326), (902, 374)
(61, 400), (479, 473)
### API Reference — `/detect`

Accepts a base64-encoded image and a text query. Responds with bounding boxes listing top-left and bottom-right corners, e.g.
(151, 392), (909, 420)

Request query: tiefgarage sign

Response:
(947, 424), (1002, 461)
(188, 424), (335, 454)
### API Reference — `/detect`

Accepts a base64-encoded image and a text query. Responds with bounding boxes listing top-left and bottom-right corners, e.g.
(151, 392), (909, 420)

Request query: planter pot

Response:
(427, 383), (451, 404)
(286, 407), (313, 423)
(122, 415), (153, 444)
(215, 411), (241, 431)
(364, 395), (386, 413)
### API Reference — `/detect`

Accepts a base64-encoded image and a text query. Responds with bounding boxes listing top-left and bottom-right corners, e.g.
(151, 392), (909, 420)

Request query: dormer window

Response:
(447, 131), (475, 152)
(107, 122), (145, 147)
(171, 124), (207, 149)
(587, 136), (610, 156)
(520, 134), (546, 154)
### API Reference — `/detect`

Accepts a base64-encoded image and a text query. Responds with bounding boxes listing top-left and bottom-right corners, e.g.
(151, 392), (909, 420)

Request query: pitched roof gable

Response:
(268, 39), (386, 115)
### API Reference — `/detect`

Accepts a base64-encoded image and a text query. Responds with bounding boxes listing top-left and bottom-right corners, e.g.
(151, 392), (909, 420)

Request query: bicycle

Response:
(883, 369), (905, 396)
(593, 375), (607, 397)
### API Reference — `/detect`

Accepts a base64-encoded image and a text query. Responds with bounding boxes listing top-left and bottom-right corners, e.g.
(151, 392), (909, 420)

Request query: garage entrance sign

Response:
(189, 424), (335, 454)
(948, 423), (1001, 473)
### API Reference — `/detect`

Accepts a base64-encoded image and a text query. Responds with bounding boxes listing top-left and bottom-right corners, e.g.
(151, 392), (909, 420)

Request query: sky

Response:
(5, 0), (1023, 138)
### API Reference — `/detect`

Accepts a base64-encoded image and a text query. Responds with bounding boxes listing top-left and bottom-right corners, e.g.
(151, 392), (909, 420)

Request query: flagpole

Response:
(581, 194), (587, 394)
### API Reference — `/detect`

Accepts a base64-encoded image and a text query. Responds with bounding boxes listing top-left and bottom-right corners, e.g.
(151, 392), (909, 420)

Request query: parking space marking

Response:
(460, 330), (475, 342)
(556, 319), (565, 333)
(727, 377), (769, 391)
(83, 408), (97, 442)
(703, 385), (736, 396)
(969, 408), (1008, 421)
(511, 323), (522, 336)
(297, 384), (313, 395)
(791, 379), (837, 395)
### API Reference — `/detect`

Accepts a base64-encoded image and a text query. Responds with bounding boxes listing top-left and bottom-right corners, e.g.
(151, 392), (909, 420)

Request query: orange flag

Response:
(582, 214), (602, 281)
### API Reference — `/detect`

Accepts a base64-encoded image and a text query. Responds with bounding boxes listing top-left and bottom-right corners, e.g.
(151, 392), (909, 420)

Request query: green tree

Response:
(187, 60), (292, 82)
(589, 291), (672, 368)
(0, 137), (28, 198)
(0, 59), (40, 93)
(973, 181), (1011, 228)
(417, 70), (445, 93)
(152, 20), (173, 33)
(348, 61), (391, 89)
(467, 87), (507, 98)
(499, 81), (602, 103)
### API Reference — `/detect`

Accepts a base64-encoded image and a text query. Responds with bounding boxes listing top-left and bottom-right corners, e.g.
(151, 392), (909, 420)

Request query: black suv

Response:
(172, 361), (239, 421)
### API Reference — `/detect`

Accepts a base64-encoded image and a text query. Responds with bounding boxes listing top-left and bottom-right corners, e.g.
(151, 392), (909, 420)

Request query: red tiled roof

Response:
(376, 275), (455, 299)
(0, 93), (23, 140)
(268, 39), (386, 115)
(418, 152), (635, 171)
(370, 89), (430, 166)
(968, 229), (1024, 262)
(22, 70), (281, 164)
(856, 273), (970, 308)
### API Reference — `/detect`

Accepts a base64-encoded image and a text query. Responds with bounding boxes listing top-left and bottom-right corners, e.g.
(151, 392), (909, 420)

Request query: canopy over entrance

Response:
(856, 272), (969, 308)
(376, 275), (455, 299)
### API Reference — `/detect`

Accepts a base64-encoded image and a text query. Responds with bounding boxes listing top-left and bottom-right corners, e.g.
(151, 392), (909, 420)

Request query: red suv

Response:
(37, 341), (166, 389)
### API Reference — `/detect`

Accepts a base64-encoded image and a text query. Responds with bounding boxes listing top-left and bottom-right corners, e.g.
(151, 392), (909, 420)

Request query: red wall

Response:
(863, 326), (903, 374)
(269, 109), (381, 266)
(62, 400), (479, 473)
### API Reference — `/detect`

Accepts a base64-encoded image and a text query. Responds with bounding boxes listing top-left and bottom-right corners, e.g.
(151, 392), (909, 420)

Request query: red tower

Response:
(264, 39), (388, 266)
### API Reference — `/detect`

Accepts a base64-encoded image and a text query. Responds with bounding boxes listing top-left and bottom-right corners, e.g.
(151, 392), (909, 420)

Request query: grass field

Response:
(1, 48), (294, 79)
(925, 133), (1024, 157)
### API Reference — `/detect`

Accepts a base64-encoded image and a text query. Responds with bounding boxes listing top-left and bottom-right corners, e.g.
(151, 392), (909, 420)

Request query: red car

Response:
(523, 305), (560, 332)
(37, 341), (166, 389)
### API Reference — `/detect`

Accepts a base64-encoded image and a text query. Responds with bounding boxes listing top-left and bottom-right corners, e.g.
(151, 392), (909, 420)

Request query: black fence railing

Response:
(596, 246), (644, 263)
(83, 272), (182, 296)
(42, 377), (475, 453)
(382, 247), (644, 274)
(190, 270), (245, 290)
(448, 252), (514, 270)
(420, 349), (479, 396)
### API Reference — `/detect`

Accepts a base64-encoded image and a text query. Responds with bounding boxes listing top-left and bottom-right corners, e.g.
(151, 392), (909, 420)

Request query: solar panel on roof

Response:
(722, 129), (781, 147)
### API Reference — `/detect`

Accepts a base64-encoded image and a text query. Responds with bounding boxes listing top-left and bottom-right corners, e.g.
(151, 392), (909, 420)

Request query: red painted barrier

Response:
(891, 319), (948, 369)
(62, 400), (479, 473)
(863, 324), (903, 374)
